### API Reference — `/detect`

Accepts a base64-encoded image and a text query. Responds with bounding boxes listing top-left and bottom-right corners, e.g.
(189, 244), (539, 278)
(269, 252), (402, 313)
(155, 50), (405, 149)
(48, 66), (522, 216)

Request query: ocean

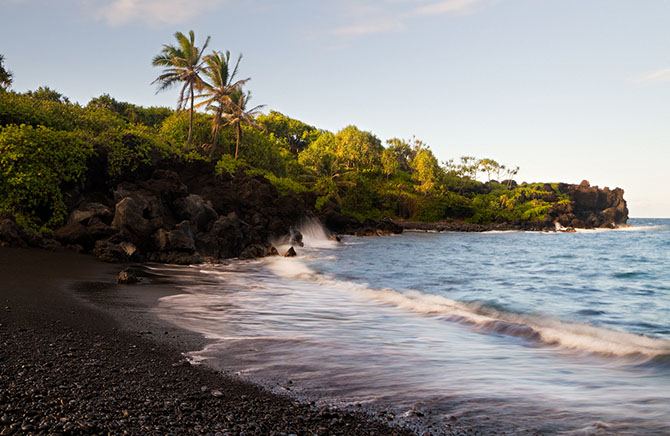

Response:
(154, 218), (670, 435)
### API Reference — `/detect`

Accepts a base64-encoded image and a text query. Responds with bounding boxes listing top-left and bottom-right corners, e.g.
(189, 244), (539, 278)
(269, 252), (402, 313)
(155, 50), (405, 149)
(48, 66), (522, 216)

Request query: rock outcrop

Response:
(549, 180), (628, 229)
(317, 203), (403, 236)
(46, 161), (312, 264)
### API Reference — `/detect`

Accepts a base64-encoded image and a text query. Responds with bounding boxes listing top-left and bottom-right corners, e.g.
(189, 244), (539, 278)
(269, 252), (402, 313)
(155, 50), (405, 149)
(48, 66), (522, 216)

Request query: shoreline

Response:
(392, 219), (632, 233)
(0, 246), (416, 436)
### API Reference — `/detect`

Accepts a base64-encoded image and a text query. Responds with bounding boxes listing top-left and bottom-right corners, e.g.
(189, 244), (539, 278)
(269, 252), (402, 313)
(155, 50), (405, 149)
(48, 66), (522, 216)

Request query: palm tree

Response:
(195, 51), (250, 156)
(225, 89), (265, 160)
(0, 54), (13, 90)
(151, 30), (210, 146)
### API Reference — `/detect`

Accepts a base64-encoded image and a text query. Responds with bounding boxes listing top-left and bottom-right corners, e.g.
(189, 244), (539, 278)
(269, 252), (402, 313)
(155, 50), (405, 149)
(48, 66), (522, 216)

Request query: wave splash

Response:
(271, 217), (337, 253)
(267, 257), (670, 359)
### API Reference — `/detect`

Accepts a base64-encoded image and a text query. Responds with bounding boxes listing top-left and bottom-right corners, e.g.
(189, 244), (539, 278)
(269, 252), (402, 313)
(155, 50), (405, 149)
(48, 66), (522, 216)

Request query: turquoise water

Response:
(156, 219), (670, 435)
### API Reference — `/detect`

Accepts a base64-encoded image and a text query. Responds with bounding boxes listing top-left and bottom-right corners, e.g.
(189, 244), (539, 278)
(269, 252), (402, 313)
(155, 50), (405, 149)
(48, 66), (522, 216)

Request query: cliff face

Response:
(549, 180), (628, 229)
(0, 160), (309, 264)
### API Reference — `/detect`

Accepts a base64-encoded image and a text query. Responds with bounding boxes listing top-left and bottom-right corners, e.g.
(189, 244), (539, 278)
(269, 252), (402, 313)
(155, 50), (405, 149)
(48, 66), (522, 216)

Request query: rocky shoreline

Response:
(0, 157), (628, 264)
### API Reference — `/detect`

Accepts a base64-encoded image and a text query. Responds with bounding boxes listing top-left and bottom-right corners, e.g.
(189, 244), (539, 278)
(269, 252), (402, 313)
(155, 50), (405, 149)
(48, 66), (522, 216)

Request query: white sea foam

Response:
(262, 261), (670, 358)
(266, 257), (318, 279)
(299, 217), (338, 249)
(574, 224), (664, 233)
(367, 289), (670, 357)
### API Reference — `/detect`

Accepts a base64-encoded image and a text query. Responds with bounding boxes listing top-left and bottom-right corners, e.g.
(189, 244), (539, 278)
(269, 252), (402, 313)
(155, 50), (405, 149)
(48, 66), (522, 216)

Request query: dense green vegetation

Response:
(0, 40), (568, 232)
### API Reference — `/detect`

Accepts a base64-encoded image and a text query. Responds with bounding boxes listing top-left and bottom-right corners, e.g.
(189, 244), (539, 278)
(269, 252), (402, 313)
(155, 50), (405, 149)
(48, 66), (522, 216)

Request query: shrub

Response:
(97, 124), (173, 179)
(0, 124), (93, 230)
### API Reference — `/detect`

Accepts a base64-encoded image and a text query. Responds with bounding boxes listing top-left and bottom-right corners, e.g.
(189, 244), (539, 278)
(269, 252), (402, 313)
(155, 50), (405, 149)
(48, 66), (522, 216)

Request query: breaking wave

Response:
(267, 257), (670, 359)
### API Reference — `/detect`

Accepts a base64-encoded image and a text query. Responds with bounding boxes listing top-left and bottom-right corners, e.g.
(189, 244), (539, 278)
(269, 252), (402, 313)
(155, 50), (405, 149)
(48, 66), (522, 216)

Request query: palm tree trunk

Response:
(187, 87), (194, 147)
(234, 123), (241, 160)
(210, 107), (223, 158)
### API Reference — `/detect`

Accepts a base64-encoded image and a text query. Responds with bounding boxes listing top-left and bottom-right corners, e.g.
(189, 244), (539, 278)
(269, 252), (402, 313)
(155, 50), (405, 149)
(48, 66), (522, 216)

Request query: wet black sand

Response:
(0, 247), (418, 436)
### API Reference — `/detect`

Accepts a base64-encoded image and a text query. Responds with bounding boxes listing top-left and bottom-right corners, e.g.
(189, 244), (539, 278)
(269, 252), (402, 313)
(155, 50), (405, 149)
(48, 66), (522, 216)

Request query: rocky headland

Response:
(0, 156), (628, 263)
(397, 180), (628, 233)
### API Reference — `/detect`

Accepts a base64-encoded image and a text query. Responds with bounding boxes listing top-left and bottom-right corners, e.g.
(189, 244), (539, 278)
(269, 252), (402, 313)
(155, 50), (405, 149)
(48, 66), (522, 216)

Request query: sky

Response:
(2, 0), (669, 217)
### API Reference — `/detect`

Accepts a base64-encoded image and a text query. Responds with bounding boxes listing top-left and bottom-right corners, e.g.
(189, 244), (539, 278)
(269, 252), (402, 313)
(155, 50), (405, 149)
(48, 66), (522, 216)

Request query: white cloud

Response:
(414, 0), (483, 15)
(636, 67), (670, 84)
(95, 0), (225, 27)
(332, 20), (406, 37)
(328, 0), (487, 39)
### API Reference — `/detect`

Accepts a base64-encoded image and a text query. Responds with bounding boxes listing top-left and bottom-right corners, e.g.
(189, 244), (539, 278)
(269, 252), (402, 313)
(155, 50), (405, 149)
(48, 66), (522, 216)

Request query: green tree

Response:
(381, 148), (399, 178)
(0, 55), (12, 91)
(256, 110), (319, 153)
(504, 165), (520, 188)
(479, 158), (500, 182)
(225, 89), (265, 160)
(88, 94), (172, 127)
(152, 30), (211, 147)
(333, 126), (383, 170)
(196, 51), (249, 156)
(25, 86), (69, 103)
(412, 148), (442, 193)
(386, 137), (426, 172)
(458, 156), (479, 180)
(298, 132), (338, 177)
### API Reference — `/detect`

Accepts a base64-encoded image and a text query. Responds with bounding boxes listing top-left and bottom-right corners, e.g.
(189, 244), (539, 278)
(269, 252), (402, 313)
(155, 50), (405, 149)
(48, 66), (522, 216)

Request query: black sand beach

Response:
(0, 247), (417, 436)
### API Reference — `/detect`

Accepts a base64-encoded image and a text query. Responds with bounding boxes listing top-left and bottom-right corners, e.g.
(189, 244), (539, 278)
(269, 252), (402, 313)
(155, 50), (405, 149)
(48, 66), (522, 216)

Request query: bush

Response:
(0, 124), (94, 230)
(0, 91), (124, 133)
(97, 124), (173, 179)
(159, 111), (212, 149)
(215, 154), (247, 175)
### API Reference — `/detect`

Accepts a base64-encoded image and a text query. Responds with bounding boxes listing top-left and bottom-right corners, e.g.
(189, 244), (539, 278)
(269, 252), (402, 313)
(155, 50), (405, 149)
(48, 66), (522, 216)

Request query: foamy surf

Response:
(265, 257), (670, 359)
(152, 219), (670, 435)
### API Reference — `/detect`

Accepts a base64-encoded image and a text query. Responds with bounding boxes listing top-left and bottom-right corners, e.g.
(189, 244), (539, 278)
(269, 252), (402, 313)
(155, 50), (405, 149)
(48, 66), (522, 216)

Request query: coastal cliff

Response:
(549, 180), (628, 229)
(0, 157), (628, 264)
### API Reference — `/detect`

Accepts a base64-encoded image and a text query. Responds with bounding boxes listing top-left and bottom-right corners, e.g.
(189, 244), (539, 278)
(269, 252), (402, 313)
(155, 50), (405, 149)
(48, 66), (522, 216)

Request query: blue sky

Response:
(2, 0), (669, 217)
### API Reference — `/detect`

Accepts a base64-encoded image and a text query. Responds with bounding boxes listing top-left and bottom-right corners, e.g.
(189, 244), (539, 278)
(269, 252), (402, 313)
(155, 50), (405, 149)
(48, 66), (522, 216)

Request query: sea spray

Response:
(271, 216), (337, 255)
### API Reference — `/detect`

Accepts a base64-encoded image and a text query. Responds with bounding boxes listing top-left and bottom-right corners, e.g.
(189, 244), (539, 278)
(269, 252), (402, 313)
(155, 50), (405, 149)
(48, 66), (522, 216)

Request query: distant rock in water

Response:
(549, 181), (628, 229)
(284, 246), (297, 257)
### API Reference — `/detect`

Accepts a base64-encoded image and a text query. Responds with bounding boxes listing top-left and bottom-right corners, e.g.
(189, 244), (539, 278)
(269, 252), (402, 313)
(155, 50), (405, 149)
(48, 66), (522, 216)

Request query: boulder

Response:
(154, 221), (196, 253)
(68, 203), (113, 226)
(54, 221), (94, 250)
(375, 219), (403, 235)
(93, 240), (130, 263)
(239, 244), (268, 260)
(196, 213), (250, 259)
(117, 268), (140, 284)
(320, 210), (362, 234)
(149, 251), (201, 265)
(289, 230), (304, 247)
(111, 196), (160, 249)
(139, 170), (188, 202)
(0, 217), (27, 248)
(119, 241), (139, 259)
(172, 194), (218, 233)
(284, 246), (297, 257)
